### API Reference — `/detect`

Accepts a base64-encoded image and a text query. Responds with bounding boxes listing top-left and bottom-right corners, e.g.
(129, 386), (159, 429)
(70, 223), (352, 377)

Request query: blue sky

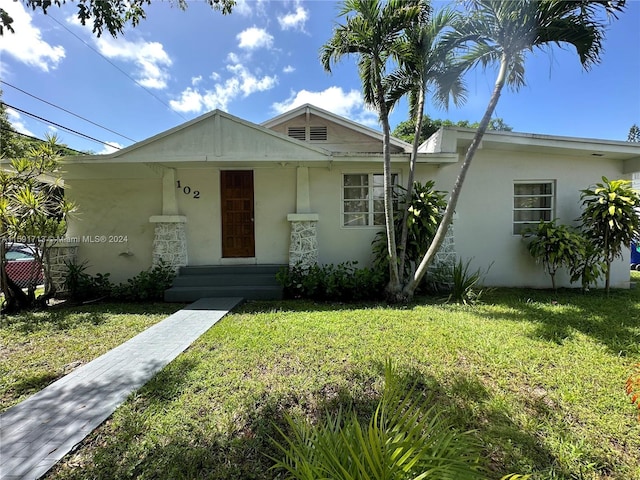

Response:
(1, 0), (638, 154)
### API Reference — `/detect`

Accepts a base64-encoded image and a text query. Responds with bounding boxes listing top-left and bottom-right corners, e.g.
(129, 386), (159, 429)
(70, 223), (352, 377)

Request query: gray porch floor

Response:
(0, 297), (243, 480)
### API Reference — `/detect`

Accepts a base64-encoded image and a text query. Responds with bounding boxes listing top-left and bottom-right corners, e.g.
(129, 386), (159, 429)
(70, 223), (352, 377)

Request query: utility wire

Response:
(2, 102), (122, 151)
(0, 126), (87, 154)
(1, 80), (137, 143)
(47, 15), (188, 122)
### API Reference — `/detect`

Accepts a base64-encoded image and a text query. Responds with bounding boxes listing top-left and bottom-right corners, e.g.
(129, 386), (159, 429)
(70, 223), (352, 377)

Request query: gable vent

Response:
(287, 126), (306, 141)
(309, 126), (328, 141)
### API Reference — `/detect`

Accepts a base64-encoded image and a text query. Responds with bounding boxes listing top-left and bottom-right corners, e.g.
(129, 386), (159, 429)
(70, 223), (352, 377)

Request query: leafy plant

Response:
(277, 262), (385, 302)
(580, 177), (640, 293)
(625, 363), (640, 422)
(568, 240), (605, 292)
(372, 181), (447, 287)
(63, 260), (112, 301)
(446, 258), (487, 305)
(112, 260), (175, 302)
(270, 361), (485, 479)
(522, 220), (584, 291)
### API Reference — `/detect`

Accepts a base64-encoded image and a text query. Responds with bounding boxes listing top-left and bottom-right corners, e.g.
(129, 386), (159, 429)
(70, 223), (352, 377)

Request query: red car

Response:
(3, 244), (44, 288)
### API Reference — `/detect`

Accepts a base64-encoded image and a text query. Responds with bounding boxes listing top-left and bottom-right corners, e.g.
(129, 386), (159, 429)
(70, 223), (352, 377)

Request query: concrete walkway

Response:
(0, 297), (243, 480)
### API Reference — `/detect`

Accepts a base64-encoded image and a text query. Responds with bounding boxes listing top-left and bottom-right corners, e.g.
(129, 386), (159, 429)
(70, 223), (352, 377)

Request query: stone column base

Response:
(287, 213), (319, 270)
(149, 215), (188, 272)
(47, 241), (79, 294)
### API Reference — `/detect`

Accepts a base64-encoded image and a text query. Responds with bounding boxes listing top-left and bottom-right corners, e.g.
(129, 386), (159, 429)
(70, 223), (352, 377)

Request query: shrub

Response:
(626, 363), (640, 422)
(446, 258), (487, 305)
(63, 260), (175, 302)
(112, 260), (175, 302)
(270, 361), (486, 479)
(277, 262), (385, 302)
(63, 261), (113, 300)
(522, 220), (584, 291)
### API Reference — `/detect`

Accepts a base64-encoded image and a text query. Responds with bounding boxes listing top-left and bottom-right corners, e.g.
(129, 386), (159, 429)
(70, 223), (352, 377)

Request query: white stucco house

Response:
(58, 104), (640, 299)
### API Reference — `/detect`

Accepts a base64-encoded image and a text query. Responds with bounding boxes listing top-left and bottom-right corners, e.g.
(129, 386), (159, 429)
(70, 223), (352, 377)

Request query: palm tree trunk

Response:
(398, 88), (425, 281)
(403, 53), (510, 298)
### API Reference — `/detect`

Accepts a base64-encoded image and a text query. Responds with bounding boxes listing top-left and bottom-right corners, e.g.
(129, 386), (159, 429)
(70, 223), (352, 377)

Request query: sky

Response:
(0, 0), (639, 155)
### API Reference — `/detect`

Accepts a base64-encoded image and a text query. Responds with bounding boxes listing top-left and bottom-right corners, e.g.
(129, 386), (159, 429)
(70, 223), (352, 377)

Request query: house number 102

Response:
(176, 180), (200, 199)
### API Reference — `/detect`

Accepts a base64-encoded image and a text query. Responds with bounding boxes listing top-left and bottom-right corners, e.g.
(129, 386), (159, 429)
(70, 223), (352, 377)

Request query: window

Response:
(513, 181), (555, 235)
(343, 173), (398, 227)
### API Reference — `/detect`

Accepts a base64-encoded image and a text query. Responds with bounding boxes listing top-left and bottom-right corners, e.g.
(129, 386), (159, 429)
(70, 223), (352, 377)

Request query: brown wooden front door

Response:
(221, 170), (255, 258)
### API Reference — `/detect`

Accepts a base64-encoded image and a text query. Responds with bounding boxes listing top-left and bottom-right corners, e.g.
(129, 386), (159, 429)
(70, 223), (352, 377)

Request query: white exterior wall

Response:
(443, 149), (629, 289)
(65, 178), (160, 282)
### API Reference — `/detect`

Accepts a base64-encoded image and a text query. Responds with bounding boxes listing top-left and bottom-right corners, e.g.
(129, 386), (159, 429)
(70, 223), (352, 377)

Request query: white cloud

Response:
(191, 75), (203, 86)
(0, 2), (65, 71)
(278, 5), (309, 31)
(272, 87), (378, 126)
(237, 27), (273, 50)
(170, 63), (277, 113)
(94, 36), (172, 89)
(6, 108), (35, 136)
(97, 141), (124, 155)
(283, 65), (295, 74)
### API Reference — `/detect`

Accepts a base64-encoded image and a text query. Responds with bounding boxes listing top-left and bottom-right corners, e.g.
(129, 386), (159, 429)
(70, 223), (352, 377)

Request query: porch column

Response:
(287, 166), (319, 269)
(149, 168), (187, 272)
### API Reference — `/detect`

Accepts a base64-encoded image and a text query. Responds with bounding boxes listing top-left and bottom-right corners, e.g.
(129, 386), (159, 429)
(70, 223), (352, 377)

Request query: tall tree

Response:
(393, 116), (512, 144)
(385, 7), (467, 285)
(628, 124), (640, 142)
(321, 0), (426, 298)
(403, 0), (627, 298)
(1, 0), (235, 37)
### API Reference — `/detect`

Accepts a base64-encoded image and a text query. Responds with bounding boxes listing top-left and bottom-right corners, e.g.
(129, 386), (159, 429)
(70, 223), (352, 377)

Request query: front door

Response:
(221, 170), (255, 258)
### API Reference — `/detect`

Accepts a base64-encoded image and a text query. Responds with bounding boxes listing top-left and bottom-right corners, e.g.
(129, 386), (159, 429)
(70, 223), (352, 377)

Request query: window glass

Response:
(343, 173), (398, 227)
(513, 181), (554, 235)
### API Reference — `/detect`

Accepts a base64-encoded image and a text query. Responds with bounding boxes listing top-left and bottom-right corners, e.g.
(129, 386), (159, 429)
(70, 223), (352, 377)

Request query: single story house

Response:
(59, 104), (640, 298)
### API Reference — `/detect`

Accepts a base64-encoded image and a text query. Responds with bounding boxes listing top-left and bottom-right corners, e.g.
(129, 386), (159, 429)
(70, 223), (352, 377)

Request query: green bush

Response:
(271, 361), (486, 479)
(277, 261), (385, 301)
(63, 261), (113, 300)
(446, 258), (487, 305)
(63, 260), (175, 302)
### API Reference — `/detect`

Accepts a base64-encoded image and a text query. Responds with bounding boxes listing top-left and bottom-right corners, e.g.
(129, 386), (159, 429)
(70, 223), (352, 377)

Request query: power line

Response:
(1, 80), (137, 143)
(0, 126), (87, 154)
(47, 15), (188, 122)
(2, 102), (122, 151)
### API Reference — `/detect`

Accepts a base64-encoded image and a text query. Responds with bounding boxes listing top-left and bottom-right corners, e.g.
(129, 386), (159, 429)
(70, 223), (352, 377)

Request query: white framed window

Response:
(513, 181), (555, 235)
(342, 173), (399, 227)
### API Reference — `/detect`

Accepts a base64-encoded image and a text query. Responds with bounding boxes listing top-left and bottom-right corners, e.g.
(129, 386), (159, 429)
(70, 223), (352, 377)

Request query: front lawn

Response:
(37, 288), (640, 480)
(0, 302), (182, 412)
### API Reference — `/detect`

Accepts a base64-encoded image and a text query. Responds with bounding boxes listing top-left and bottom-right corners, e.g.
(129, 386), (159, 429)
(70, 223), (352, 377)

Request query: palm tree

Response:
(321, 0), (427, 299)
(385, 7), (467, 280)
(403, 0), (627, 298)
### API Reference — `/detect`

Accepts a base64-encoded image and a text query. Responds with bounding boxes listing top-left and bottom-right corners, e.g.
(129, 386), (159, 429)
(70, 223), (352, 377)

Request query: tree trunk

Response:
(398, 88), (426, 281)
(403, 54), (510, 299)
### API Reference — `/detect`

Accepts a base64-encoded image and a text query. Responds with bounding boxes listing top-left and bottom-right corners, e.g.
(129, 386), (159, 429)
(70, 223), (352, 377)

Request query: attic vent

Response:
(310, 126), (328, 141)
(287, 126), (306, 141)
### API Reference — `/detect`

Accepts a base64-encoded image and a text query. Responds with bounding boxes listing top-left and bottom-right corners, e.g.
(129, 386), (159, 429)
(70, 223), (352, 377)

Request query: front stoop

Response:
(165, 265), (285, 302)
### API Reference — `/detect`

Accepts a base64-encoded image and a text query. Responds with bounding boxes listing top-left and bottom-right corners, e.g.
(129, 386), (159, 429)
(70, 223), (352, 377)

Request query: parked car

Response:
(2, 243), (44, 288)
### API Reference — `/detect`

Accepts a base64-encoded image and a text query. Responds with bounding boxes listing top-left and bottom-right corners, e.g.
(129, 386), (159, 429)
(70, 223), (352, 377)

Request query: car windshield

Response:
(5, 250), (34, 261)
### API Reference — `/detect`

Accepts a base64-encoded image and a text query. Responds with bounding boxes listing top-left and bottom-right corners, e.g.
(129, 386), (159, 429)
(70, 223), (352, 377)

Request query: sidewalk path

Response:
(0, 297), (243, 480)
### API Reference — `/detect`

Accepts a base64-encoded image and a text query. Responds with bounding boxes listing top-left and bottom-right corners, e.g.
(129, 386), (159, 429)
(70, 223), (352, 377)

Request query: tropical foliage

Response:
(522, 220), (584, 291)
(0, 136), (76, 313)
(271, 361), (485, 480)
(400, 0), (627, 299)
(579, 177), (640, 293)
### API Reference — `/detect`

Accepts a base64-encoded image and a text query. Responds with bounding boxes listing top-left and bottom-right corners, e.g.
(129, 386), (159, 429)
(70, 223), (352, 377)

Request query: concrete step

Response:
(178, 265), (284, 276)
(172, 273), (280, 287)
(165, 285), (283, 302)
(166, 264), (286, 302)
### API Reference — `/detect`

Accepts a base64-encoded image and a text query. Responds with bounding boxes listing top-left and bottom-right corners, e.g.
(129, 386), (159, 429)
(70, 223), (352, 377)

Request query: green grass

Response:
(0, 302), (182, 411)
(31, 288), (640, 480)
